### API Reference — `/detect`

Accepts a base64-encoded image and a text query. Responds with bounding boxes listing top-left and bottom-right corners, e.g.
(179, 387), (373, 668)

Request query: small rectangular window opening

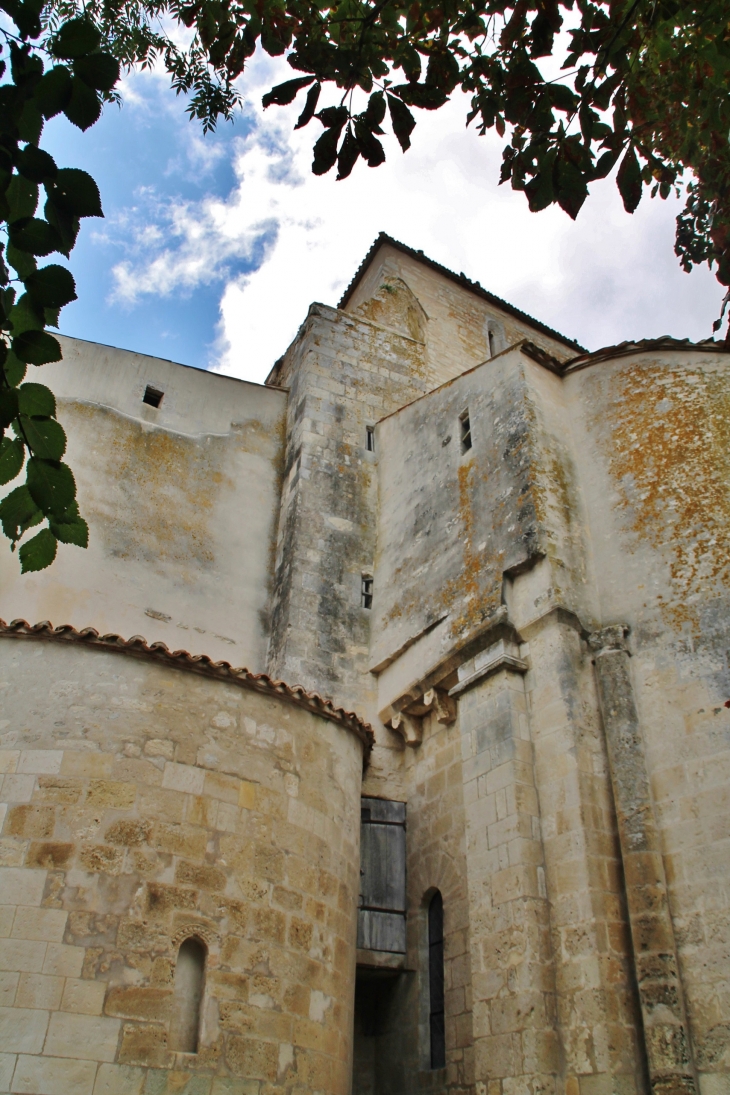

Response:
(459, 410), (472, 453)
(366, 426), (375, 453)
(361, 576), (373, 610)
(143, 385), (164, 408)
(488, 329), (496, 358)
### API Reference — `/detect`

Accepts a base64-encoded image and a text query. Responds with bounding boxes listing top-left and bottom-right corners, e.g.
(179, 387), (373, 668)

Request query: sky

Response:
(42, 50), (722, 385)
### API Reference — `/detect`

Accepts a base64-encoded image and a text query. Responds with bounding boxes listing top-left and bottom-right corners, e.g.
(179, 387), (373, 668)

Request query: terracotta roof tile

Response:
(564, 336), (729, 372)
(0, 618), (373, 753)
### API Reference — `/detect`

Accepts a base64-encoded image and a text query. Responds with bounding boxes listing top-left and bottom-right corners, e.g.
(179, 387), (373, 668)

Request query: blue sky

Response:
(42, 80), (261, 368)
(42, 56), (722, 384)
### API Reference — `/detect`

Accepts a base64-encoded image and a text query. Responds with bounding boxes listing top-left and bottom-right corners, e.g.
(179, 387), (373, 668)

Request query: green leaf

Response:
(0, 389), (19, 430)
(19, 527), (57, 572)
(17, 100), (43, 145)
(18, 382), (55, 417)
(312, 126), (341, 176)
(616, 146), (642, 213)
(26, 457), (75, 516)
(16, 145), (57, 184)
(3, 0), (42, 39)
(49, 501), (88, 546)
(73, 53), (120, 92)
(262, 76), (315, 109)
(6, 242), (37, 279)
(19, 414), (66, 460)
(44, 199), (79, 256)
(25, 264), (76, 308)
(34, 65), (73, 119)
(7, 294), (43, 337)
(12, 329), (62, 365)
(64, 77), (101, 131)
(8, 216), (62, 256)
(0, 484), (42, 540)
(294, 82), (320, 130)
(8, 292), (44, 336)
(44, 306), (60, 328)
(4, 349), (27, 387)
(336, 126), (360, 180)
(6, 175), (39, 222)
(52, 19), (101, 59)
(52, 168), (103, 218)
(364, 92), (386, 130)
(0, 436), (24, 484)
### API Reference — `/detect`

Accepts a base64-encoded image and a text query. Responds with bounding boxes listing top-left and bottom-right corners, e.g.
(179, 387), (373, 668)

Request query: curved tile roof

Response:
(0, 618), (373, 754)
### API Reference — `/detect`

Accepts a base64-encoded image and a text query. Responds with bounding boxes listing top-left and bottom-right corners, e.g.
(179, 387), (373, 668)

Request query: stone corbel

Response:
(422, 688), (456, 725)
(388, 710), (423, 747)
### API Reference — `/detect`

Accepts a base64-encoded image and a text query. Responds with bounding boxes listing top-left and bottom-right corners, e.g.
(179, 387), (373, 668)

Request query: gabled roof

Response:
(338, 232), (586, 354)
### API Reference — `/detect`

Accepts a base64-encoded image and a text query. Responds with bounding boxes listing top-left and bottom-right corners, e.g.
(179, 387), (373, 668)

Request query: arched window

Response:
(170, 937), (206, 1053)
(428, 891), (445, 1069)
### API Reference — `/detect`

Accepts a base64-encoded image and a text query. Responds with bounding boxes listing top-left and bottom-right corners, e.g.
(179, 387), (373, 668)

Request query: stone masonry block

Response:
(11, 1053), (98, 1095)
(42, 944), (84, 978)
(0, 970), (19, 1004)
(161, 763), (205, 796)
(0, 752), (19, 774)
(1, 777), (36, 803)
(59, 754), (112, 779)
(92, 1063), (146, 1095)
(87, 782), (136, 809)
(0, 1005), (49, 1053)
(0, 1052), (15, 1090)
(44, 1012), (122, 1062)
(61, 978), (107, 1016)
(118, 1023), (171, 1068)
(11, 907), (67, 943)
(6, 805), (55, 839)
(17, 752), (63, 776)
(0, 939), (47, 973)
(15, 973), (63, 1010)
(0, 868), (46, 906)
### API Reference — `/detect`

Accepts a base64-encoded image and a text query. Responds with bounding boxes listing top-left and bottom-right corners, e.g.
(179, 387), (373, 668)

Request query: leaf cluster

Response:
(0, 7), (112, 569)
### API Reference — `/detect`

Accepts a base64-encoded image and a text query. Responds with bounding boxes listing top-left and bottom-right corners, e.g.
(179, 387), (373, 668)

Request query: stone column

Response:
(589, 626), (697, 1095)
(454, 649), (560, 1095)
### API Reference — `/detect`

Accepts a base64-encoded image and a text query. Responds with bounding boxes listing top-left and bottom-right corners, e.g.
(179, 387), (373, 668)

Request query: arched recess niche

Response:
(170, 936), (207, 1053)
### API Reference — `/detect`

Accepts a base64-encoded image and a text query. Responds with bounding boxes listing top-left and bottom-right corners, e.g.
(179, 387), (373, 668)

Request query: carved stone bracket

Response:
(423, 688), (456, 725)
(389, 710), (423, 747)
(388, 687), (456, 746)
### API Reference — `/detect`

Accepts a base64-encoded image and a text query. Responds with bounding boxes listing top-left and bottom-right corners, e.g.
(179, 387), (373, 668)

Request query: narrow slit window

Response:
(366, 426), (375, 453)
(170, 937), (206, 1053)
(361, 576), (373, 610)
(428, 891), (446, 1069)
(143, 385), (164, 408)
(459, 410), (472, 453)
(488, 328), (496, 358)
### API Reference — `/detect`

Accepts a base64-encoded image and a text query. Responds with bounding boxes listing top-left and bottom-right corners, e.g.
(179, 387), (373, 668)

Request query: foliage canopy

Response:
(0, 0), (728, 570)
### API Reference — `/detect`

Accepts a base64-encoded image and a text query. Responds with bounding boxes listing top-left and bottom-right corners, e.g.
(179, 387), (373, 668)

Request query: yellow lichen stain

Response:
(439, 460), (504, 641)
(597, 360), (730, 631)
(64, 402), (235, 579)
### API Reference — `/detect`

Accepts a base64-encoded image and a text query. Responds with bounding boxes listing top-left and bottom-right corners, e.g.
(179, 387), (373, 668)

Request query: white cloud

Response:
(109, 56), (722, 383)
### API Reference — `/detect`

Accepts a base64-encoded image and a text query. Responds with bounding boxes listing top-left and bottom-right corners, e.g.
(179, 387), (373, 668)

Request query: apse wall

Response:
(0, 632), (367, 1095)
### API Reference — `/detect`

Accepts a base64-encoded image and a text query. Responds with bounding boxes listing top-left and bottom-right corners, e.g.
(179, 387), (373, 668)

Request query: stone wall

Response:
(0, 337), (287, 670)
(0, 636), (365, 1095)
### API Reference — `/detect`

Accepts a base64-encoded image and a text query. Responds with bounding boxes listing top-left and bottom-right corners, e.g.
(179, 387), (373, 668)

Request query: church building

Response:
(1, 233), (729, 1095)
